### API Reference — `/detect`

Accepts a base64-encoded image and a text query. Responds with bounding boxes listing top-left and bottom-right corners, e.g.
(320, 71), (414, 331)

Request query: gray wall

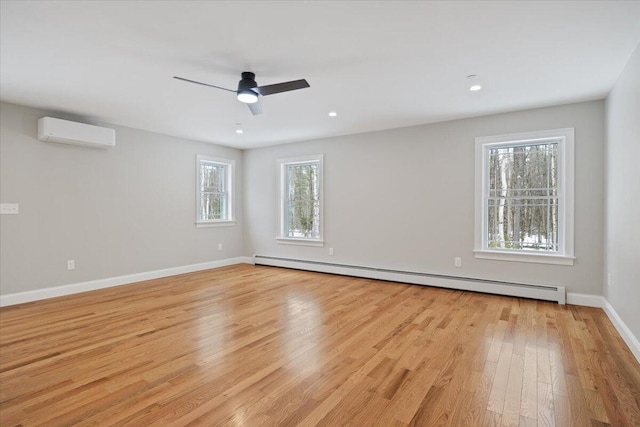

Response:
(244, 100), (605, 295)
(605, 45), (640, 340)
(0, 102), (244, 295)
(0, 99), (609, 299)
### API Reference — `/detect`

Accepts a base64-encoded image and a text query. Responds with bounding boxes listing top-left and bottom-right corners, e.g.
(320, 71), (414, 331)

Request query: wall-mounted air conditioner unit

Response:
(37, 117), (116, 149)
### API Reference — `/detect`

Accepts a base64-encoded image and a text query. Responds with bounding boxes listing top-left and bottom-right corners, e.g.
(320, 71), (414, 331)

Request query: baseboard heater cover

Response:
(254, 255), (566, 304)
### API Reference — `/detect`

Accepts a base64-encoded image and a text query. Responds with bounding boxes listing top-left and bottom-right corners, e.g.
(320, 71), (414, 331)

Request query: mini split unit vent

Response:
(37, 117), (116, 149)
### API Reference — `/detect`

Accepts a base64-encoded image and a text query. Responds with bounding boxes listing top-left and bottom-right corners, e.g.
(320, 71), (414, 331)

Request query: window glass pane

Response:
(200, 193), (224, 220)
(286, 164), (319, 201)
(487, 141), (559, 252)
(286, 201), (320, 238)
(201, 163), (225, 192)
(198, 161), (228, 221)
(284, 161), (320, 239)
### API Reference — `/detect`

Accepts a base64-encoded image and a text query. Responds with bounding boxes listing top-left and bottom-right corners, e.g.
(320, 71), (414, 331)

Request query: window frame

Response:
(196, 155), (236, 228)
(474, 128), (575, 265)
(276, 154), (324, 246)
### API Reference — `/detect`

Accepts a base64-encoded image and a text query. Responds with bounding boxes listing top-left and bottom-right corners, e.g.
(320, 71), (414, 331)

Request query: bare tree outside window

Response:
(200, 162), (227, 221)
(196, 155), (234, 226)
(285, 162), (320, 238)
(488, 141), (559, 251)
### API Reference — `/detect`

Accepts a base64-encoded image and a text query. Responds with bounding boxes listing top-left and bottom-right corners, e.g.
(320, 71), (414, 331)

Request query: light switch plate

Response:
(0, 203), (19, 214)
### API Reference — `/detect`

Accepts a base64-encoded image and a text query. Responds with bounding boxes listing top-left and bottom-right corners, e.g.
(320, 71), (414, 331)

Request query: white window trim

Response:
(474, 128), (575, 265)
(276, 154), (324, 246)
(196, 155), (236, 227)
(276, 237), (325, 247)
(196, 220), (237, 228)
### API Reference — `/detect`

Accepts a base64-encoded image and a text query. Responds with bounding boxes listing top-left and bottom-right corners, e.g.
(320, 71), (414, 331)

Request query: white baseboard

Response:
(0, 256), (254, 307)
(566, 292), (605, 307)
(602, 300), (640, 363)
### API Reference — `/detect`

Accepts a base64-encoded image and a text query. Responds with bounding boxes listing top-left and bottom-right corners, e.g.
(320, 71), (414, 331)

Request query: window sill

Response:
(473, 249), (574, 266)
(196, 220), (237, 228)
(276, 237), (324, 247)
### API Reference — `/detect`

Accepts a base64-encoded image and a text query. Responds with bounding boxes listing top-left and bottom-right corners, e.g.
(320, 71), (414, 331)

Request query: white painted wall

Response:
(0, 102), (244, 295)
(244, 101), (605, 295)
(605, 45), (640, 341)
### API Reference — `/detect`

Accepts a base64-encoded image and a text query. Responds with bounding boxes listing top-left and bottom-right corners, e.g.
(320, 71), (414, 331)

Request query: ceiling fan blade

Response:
(247, 99), (263, 115)
(254, 79), (310, 96)
(173, 76), (235, 93)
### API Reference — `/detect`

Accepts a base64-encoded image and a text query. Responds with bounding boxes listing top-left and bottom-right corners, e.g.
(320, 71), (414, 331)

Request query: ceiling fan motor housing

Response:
(238, 72), (258, 92)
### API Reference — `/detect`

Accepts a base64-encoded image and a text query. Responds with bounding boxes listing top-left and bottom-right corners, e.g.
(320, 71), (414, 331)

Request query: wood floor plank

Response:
(518, 415), (536, 427)
(1, 265), (639, 426)
(566, 373), (593, 426)
(502, 353), (524, 426)
(483, 409), (502, 426)
(520, 344), (538, 420)
(553, 394), (572, 427)
(465, 361), (498, 426)
(376, 362), (440, 425)
(487, 341), (514, 414)
(537, 381), (556, 427)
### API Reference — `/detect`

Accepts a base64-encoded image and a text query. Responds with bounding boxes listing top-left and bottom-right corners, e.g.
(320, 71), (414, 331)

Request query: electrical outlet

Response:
(218, 243), (223, 251)
(454, 257), (462, 267)
(67, 260), (75, 271)
(329, 248), (334, 256)
(607, 273), (613, 288)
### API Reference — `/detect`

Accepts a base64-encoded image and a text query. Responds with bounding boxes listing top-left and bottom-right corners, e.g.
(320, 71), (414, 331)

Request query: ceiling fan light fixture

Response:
(174, 71), (309, 116)
(237, 90), (258, 104)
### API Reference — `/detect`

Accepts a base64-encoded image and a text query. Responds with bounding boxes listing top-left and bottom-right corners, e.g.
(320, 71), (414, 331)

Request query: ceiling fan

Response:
(173, 71), (310, 115)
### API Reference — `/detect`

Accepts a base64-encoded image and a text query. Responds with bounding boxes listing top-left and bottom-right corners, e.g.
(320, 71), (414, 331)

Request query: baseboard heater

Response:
(254, 255), (566, 304)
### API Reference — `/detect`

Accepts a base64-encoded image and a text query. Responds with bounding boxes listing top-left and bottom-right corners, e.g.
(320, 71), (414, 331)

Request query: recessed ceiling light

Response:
(235, 129), (243, 134)
(328, 111), (337, 117)
(467, 75), (482, 92)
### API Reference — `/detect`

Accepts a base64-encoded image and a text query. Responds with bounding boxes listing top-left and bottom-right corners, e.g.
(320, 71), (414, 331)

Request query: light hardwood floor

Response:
(1, 264), (639, 426)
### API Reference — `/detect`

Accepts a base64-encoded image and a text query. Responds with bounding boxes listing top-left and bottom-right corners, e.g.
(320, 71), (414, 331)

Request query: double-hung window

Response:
(474, 128), (574, 265)
(196, 155), (235, 227)
(277, 155), (324, 246)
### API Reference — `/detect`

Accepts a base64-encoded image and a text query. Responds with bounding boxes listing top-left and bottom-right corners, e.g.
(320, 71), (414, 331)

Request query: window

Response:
(196, 155), (235, 227)
(277, 155), (324, 246)
(474, 128), (574, 265)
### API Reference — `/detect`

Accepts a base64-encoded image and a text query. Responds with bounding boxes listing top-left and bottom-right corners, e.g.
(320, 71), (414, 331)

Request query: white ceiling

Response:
(1, 1), (639, 149)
